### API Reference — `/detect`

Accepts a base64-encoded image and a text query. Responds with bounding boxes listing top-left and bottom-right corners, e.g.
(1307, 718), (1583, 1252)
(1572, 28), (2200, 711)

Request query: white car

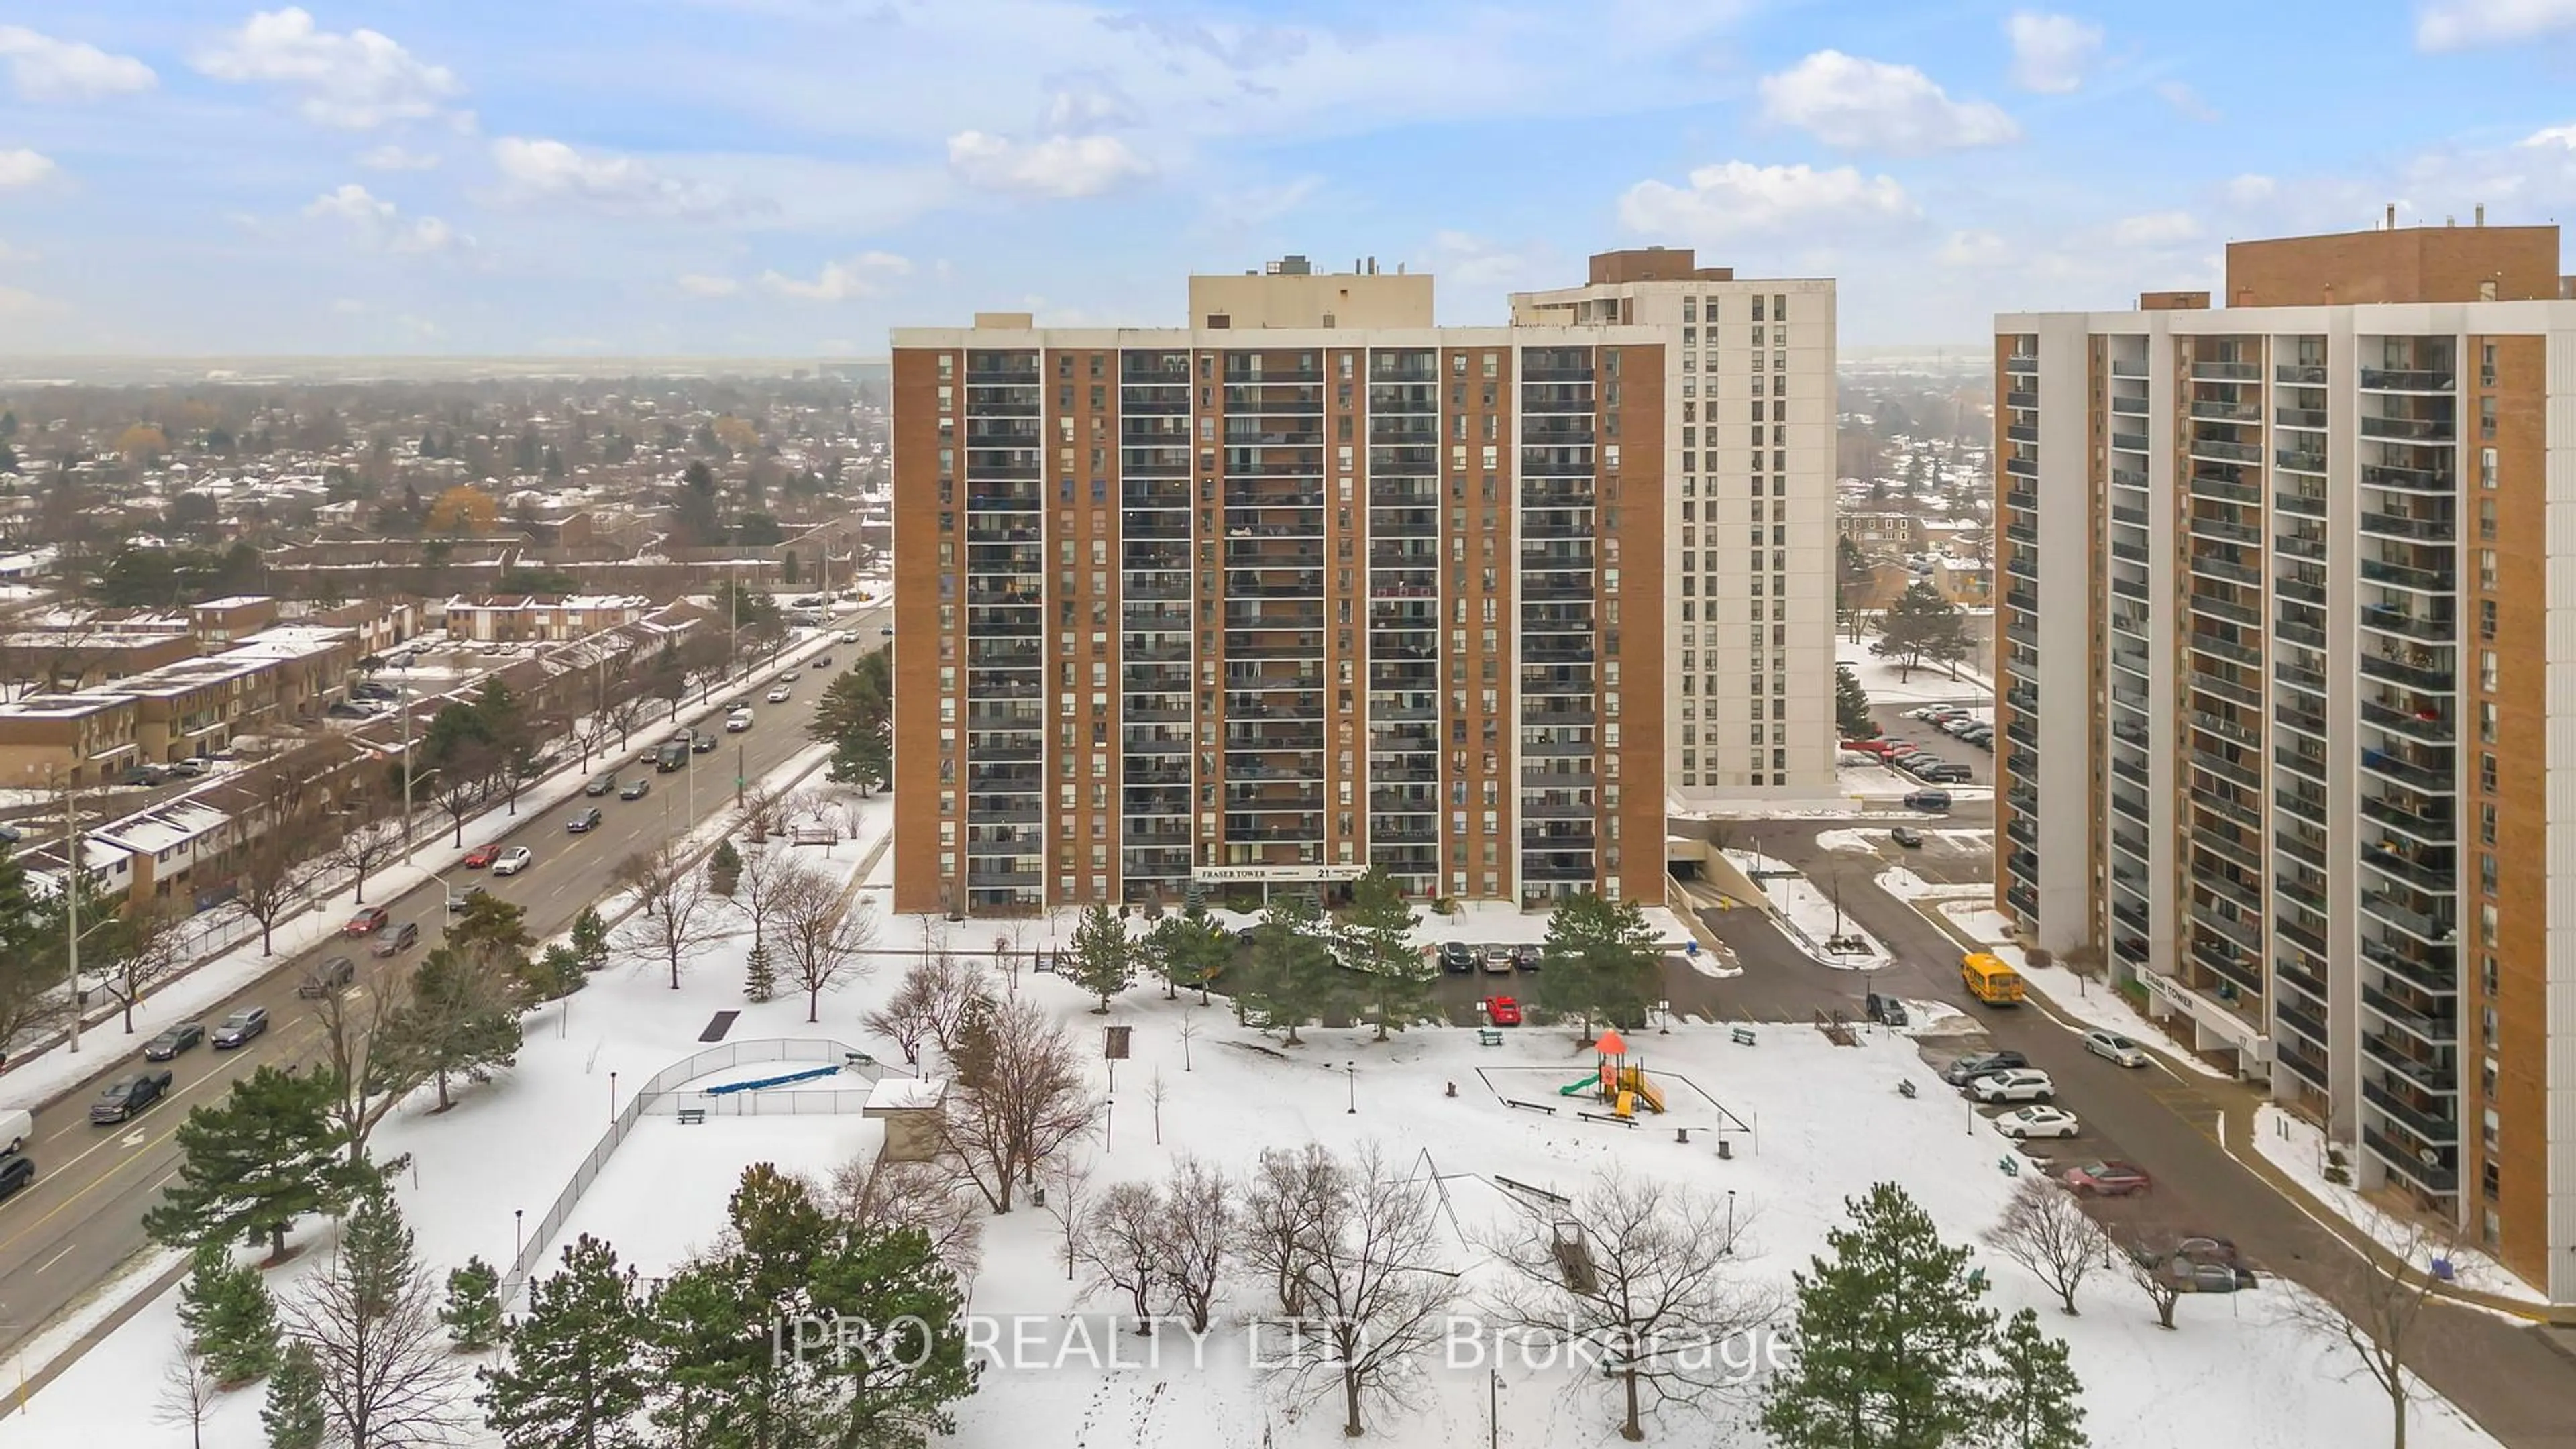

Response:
(2082, 1030), (2149, 1068)
(1967, 1069), (2056, 1104)
(838, 630), (859, 643)
(491, 846), (533, 877)
(1992, 1105), (2081, 1140)
(765, 685), (793, 703)
(726, 709), (755, 732)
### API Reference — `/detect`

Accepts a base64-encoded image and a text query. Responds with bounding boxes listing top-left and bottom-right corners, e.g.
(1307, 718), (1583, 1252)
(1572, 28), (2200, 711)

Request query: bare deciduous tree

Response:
(152, 1336), (217, 1449)
(1175, 1012), (1200, 1073)
(2279, 1218), (2454, 1449)
(826, 1150), (985, 1277)
(938, 996), (1100, 1214)
(2102, 1207), (2186, 1331)
(1146, 1068), (1168, 1146)
(1077, 1180), (1164, 1333)
(427, 741), (500, 847)
(1483, 1165), (1773, 1442)
(861, 968), (938, 1068)
(99, 897), (189, 1034)
(1155, 1155), (1232, 1335)
(731, 839), (796, 953)
(1036, 1155), (1094, 1283)
(736, 780), (792, 844)
(330, 812), (405, 906)
(283, 1251), (470, 1449)
(233, 830), (319, 957)
(1983, 1177), (2112, 1317)
(311, 970), (419, 1172)
(767, 859), (877, 1022)
(611, 842), (725, 990)
(1257, 1142), (1460, 1439)
(924, 951), (991, 1053)
(1242, 1142), (1346, 1320)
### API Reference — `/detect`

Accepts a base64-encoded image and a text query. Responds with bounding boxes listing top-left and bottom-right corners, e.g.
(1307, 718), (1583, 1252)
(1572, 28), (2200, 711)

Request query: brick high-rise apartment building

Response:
(1996, 216), (2576, 1301)
(888, 250), (1834, 919)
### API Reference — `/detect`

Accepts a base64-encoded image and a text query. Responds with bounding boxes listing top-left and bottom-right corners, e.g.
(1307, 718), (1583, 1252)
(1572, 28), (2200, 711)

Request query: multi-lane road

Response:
(0, 602), (886, 1362)
(1691, 816), (2576, 1448)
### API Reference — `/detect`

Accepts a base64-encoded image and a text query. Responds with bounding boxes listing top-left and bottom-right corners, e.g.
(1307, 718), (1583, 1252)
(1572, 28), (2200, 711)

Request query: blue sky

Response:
(4, 1), (2576, 354)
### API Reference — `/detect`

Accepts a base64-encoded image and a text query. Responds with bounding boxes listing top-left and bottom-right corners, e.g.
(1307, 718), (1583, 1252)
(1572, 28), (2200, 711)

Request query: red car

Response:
(1483, 996), (1523, 1027)
(462, 843), (500, 869)
(2063, 1160), (2152, 1197)
(342, 904), (390, 936)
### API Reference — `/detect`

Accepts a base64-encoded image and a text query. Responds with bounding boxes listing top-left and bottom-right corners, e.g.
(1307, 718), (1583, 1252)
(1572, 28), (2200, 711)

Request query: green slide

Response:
(1558, 1077), (1600, 1097)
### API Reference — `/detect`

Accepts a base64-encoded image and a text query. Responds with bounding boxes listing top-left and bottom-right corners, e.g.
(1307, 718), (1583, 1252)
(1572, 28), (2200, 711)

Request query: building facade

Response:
(890, 257), (1690, 916)
(1996, 219), (2576, 1301)
(1514, 249), (1839, 804)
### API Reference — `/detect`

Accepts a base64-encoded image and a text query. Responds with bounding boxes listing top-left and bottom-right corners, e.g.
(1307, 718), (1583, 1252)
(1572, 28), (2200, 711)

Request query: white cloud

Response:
(1415, 231), (1558, 294)
(358, 144), (440, 171)
(676, 273), (743, 298)
(2418, 0), (2576, 50)
(1618, 160), (1918, 240)
(2108, 210), (2200, 246)
(0, 284), (50, 316)
(0, 239), (36, 263)
(195, 7), (460, 129)
(2224, 173), (2277, 206)
(1757, 50), (2019, 154)
(759, 252), (914, 301)
(2155, 80), (2219, 122)
(1937, 229), (2013, 267)
(0, 149), (56, 188)
(1041, 76), (1136, 131)
(489, 136), (730, 217)
(0, 25), (155, 101)
(2004, 13), (2103, 93)
(947, 130), (1153, 198)
(302, 183), (466, 254)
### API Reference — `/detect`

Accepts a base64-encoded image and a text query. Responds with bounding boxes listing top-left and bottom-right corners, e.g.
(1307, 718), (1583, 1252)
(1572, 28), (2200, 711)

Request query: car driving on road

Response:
(342, 904), (390, 936)
(142, 1022), (203, 1061)
(462, 843), (500, 869)
(90, 1069), (174, 1124)
(2082, 1030), (2150, 1067)
(2063, 1160), (2152, 1197)
(211, 1006), (268, 1049)
(584, 772), (617, 796)
(620, 777), (651, 800)
(567, 806), (604, 833)
(492, 846), (533, 876)
(299, 956), (357, 998)
(369, 922), (419, 957)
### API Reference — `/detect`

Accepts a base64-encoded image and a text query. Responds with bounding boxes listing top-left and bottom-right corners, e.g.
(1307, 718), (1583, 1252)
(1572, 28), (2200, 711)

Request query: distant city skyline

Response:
(3, 3), (2574, 353)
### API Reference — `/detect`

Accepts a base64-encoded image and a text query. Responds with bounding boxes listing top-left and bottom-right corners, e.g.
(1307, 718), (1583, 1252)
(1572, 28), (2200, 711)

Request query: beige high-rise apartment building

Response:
(886, 250), (1834, 920)
(1515, 251), (1840, 804)
(1996, 217), (2576, 1301)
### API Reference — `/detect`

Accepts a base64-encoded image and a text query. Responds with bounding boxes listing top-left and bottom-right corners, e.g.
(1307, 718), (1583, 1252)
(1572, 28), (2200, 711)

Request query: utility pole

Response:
(397, 685), (414, 861)
(58, 771), (80, 1054)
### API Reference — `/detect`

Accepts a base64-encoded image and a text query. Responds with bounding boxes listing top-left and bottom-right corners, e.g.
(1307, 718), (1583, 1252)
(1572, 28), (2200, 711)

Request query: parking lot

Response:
(1864, 701), (1996, 787)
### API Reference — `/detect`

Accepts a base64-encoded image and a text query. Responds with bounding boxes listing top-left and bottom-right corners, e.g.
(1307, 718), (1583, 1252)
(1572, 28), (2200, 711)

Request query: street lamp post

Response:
(610, 1071), (619, 1122)
(1722, 1189), (1737, 1255)
(1345, 1061), (1356, 1115)
(513, 1208), (524, 1260)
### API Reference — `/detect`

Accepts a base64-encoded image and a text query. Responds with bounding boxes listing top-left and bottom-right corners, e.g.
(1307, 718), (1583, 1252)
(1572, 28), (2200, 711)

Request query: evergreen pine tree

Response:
(443, 1256), (503, 1351)
(1237, 892), (1344, 1045)
(478, 1234), (649, 1449)
(1339, 867), (1436, 1042)
(1142, 901), (1231, 1004)
(1876, 579), (1970, 682)
(145, 1065), (362, 1260)
(1065, 900), (1132, 1013)
(570, 906), (612, 975)
(1531, 890), (1662, 1032)
(1835, 664), (1880, 739)
(177, 1242), (283, 1387)
(1984, 1307), (2089, 1449)
(745, 943), (777, 1003)
(533, 942), (586, 999)
(1760, 1182), (2000, 1449)
(707, 839), (743, 896)
(261, 1340), (325, 1449)
(378, 945), (524, 1110)
(341, 1181), (418, 1321)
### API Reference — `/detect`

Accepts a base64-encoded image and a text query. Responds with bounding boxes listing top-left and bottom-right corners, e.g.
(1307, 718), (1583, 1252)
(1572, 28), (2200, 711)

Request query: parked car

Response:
(210, 1006), (269, 1049)
(90, 1069), (174, 1124)
(765, 686), (793, 704)
(1514, 943), (1543, 971)
(1920, 765), (1976, 784)
(1890, 826), (1924, 848)
(1904, 789), (1953, 812)
(1483, 995), (1523, 1026)
(299, 956), (358, 998)
(880, 625), (894, 636)
(726, 710), (755, 733)
(1943, 1050), (2029, 1085)
(2063, 1160), (2153, 1197)
(1481, 944), (1515, 975)
(142, 1022), (203, 1061)
(1966, 1068), (2055, 1103)
(0, 1152), (32, 1201)
(1437, 942), (1477, 975)
(1864, 992), (1910, 1028)
(568, 806), (604, 833)
(462, 843), (500, 869)
(343, 905), (390, 936)
(369, 922), (419, 957)
(168, 757), (209, 777)
(2165, 1259), (2259, 1293)
(1992, 1105), (2081, 1140)
(492, 846), (533, 876)
(620, 777), (651, 800)
(2082, 1030), (2150, 1067)
(584, 772), (618, 796)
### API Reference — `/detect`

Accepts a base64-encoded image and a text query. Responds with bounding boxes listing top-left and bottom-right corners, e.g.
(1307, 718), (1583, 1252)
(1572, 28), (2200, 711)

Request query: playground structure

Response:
(1555, 1028), (1668, 1119)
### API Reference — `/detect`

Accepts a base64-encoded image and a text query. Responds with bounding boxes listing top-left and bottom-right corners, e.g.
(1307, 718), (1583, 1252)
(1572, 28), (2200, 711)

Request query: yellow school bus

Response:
(1961, 953), (2025, 1005)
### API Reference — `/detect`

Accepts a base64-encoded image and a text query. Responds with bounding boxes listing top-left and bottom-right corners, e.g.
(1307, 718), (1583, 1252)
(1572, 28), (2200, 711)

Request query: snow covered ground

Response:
(2250, 1105), (2544, 1307)
(1719, 849), (1892, 972)
(1926, 908), (2232, 1084)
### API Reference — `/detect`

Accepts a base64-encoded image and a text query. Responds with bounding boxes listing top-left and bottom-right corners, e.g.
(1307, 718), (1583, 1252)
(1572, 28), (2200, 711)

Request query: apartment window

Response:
(2480, 599), (2498, 640)
(2481, 342), (2498, 387)
(2479, 549), (2498, 589)
(1751, 295), (1765, 323)
(2481, 446), (2498, 488)
(2481, 751), (2498, 794)
(2479, 395), (2497, 441)
(2481, 802), (2498, 846)
(2480, 700), (2498, 744)
(2480, 649), (2498, 692)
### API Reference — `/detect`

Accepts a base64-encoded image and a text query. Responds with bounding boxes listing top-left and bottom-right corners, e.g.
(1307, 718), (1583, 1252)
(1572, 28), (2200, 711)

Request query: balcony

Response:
(2191, 359), (2261, 382)
(2359, 794), (2453, 845)
(2362, 936), (2455, 996)
(2360, 463), (2455, 494)
(2361, 414), (2455, 443)
(2362, 986), (2456, 1046)
(2359, 368), (2455, 393)
(2358, 653), (2454, 694)
(2361, 892), (2454, 946)
(2277, 1040), (2332, 1092)
(2359, 700), (2452, 744)
(2274, 996), (2328, 1050)
(2363, 1126), (2458, 1195)
(2359, 842), (2455, 895)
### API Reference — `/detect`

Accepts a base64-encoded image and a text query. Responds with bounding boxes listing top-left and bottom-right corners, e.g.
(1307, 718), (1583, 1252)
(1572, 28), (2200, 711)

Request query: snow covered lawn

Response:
(2250, 1105), (2544, 1308)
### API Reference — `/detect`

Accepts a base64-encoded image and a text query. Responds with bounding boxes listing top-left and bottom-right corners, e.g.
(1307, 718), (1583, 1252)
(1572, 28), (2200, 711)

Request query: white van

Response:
(0, 1108), (31, 1156)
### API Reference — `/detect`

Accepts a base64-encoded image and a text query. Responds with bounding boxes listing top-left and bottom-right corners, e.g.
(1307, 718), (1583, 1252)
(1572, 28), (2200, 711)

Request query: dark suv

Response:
(299, 956), (357, 998)
(1943, 1050), (2030, 1086)
(1437, 941), (1477, 975)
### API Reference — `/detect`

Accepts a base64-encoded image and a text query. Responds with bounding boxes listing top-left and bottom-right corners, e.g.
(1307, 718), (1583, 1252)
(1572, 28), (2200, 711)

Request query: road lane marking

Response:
(34, 1243), (75, 1275)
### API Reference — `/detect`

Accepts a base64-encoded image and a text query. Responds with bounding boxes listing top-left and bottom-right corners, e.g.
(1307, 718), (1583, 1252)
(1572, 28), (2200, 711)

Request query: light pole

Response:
(58, 769), (80, 1054)
(1345, 1061), (1356, 1115)
(1104, 1097), (1115, 1152)
(1723, 1189), (1736, 1256)
(610, 1071), (619, 1122)
(513, 1208), (523, 1260)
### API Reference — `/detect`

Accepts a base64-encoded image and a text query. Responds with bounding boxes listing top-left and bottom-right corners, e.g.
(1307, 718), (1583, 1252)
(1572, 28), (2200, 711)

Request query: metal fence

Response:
(498, 1038), (881, 1304)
